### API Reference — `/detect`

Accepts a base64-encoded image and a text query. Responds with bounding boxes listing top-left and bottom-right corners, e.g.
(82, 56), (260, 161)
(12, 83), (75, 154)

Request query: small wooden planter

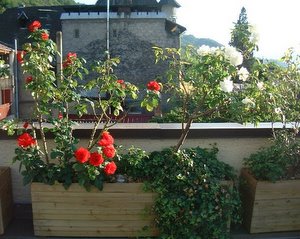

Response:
(0, 167), (13, 235)
(0, 103), (10, 120)
(240, 168), (300, 233)
(31, 182), (158, 237)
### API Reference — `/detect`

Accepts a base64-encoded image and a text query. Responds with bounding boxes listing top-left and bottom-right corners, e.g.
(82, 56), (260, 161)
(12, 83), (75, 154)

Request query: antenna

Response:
(106, 0), (110, 59)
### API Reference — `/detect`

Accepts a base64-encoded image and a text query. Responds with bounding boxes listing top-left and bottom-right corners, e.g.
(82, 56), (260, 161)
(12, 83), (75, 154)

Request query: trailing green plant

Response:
(244, 129), (300, 182)
(119, 146), (241, 239)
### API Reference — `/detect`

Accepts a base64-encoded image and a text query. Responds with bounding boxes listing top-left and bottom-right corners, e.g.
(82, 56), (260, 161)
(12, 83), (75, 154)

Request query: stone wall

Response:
(61, 18), (178, 86)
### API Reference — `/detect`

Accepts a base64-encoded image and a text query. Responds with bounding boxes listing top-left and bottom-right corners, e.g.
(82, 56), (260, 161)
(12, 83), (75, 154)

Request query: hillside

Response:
(0, 0), (77, 13)
(181, 34), (223, 48)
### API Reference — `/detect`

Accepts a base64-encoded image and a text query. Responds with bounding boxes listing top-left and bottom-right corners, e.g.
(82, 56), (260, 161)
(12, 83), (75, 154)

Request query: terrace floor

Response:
(0, 204), (299, 239)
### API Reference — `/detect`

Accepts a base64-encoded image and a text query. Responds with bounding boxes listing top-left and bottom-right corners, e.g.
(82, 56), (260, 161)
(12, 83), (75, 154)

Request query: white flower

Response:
(224, 46), (243, 66)
(242, 97), (255, 106)
(257, 81), (264, 90)
(197, 45), (218, 56)
(249, 25), (260, 44)
(238, 67), (249, 81)
(220, 76), (233, 93)
(275, 107), (282, 114)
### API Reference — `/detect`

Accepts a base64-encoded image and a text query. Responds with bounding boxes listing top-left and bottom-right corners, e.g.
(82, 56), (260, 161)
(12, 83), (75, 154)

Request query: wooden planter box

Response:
(31, 182), (158, 237)
(240, 168), (300, 233)
(0, 103), (10, 120)
(0, 167), (13, 235)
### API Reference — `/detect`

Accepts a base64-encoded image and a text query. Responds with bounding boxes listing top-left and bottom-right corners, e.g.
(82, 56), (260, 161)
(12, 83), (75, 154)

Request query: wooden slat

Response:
(34, 228), (159, 237)
(31, 182), (157, 237)
(31, 182), (149, 193)
(0, 167), (13, 235)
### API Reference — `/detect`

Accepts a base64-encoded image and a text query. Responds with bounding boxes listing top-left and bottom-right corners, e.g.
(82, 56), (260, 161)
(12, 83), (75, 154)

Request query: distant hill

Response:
(181, 34), (223, 48)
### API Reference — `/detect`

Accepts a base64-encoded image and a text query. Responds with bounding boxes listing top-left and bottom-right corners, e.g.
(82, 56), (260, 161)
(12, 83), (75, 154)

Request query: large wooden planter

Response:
(0, 167), (13, 235)
(31, 182), (158, 237)
(240, 168), (300, 233)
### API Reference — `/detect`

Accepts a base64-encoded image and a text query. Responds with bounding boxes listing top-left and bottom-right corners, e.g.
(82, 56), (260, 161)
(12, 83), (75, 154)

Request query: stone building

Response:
(0, 0), (185, 118)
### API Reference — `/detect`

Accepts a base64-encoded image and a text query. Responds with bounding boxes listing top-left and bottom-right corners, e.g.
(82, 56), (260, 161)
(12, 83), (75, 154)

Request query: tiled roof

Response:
(0, 6), (64, 49)
(0, 42), (13, 54)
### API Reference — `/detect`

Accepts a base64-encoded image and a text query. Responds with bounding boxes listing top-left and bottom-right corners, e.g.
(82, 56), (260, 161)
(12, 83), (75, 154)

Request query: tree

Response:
(0, 0), (78, 13)
(229, 7), (259, 72)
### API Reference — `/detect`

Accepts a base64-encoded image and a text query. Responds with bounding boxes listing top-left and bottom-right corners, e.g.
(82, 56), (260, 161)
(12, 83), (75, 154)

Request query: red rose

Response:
(63, 52), (77, 68)
(104, 161), (117, 175)
(41, 32), (49, 41)
(66, 52), (77, 59)
(74, 147), (90, 163)
(28, 20), (42, 32)
(23, 122), (29, 129)
(89, 152), (104, 166)
(58, 112), (63, 119)
(26, 76), (33, 84)
(98, 131), (114, 147)
(147, 80), (161, 91)
(102, 144), (116, 158)
(17, 51), (26, 63)
(17, 133), (36, 147)
(117, 79), (125, 88)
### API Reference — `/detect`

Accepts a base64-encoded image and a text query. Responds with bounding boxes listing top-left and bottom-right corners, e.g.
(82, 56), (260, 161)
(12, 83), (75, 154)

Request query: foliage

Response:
(229, 7), (259, 72)
(153, 45), (273, 151)
(0, 0), (77, 13)
(1, 21), (157, 191)
(118, 146), (241, 239)
(244, 48), (300, 181)
(0, 60), (10, 78)
(244, 129), (300, 181)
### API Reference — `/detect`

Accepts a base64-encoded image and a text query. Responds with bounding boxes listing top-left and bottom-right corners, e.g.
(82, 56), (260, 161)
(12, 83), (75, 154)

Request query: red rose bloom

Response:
(23, 122), (29, 129)
(28, 20), (42, 32)
(74, 147), (90, 163)
(98, 131), (114, 147)
(58, 112), (63, 119)
(89, 152), (104, 167)
(102, 145), (116, 158)
(17, 133), (36, 148)
(41, 32), (49, 41)
(147, 80), (160, 92)
(104, 161), (117, 175)
(17, 51), (26, 63)
(117, 79), (125, 88)
(66, 52), (77, 59)
(26, 76), (33, 84)
(63, 52), (77, 68)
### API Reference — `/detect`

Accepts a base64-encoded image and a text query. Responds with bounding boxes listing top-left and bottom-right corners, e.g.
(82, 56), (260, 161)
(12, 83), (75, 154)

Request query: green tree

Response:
(229, 7), (259, 72)
(0, 0), (78, 13)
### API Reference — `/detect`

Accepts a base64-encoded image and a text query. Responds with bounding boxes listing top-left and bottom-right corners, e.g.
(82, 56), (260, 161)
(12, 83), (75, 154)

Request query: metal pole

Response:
(14, 39), (19, 118)
(106, 0), (110, 59)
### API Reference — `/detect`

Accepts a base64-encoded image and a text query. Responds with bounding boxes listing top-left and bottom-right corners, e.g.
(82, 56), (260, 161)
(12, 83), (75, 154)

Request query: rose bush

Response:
(5, 21), (158, 190)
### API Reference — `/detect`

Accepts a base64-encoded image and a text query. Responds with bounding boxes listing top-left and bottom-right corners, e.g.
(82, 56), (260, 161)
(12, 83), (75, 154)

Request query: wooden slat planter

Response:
(0, 167), (13, 235)
(31, 182), (158, 237)
(240, 168), (300, 233)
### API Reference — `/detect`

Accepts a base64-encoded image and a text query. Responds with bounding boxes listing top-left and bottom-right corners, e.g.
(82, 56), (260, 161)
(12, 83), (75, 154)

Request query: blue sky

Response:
(76, 0), (300, 59)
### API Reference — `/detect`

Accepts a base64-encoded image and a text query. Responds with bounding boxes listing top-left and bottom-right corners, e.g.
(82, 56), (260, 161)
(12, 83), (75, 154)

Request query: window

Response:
(113, 29), (117, 38)
(74, 29), (80, 38)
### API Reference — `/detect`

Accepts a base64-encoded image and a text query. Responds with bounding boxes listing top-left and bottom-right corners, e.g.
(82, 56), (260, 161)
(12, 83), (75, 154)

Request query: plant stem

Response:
(175, 117), (193, 152)
(38, 113), (50, 165)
